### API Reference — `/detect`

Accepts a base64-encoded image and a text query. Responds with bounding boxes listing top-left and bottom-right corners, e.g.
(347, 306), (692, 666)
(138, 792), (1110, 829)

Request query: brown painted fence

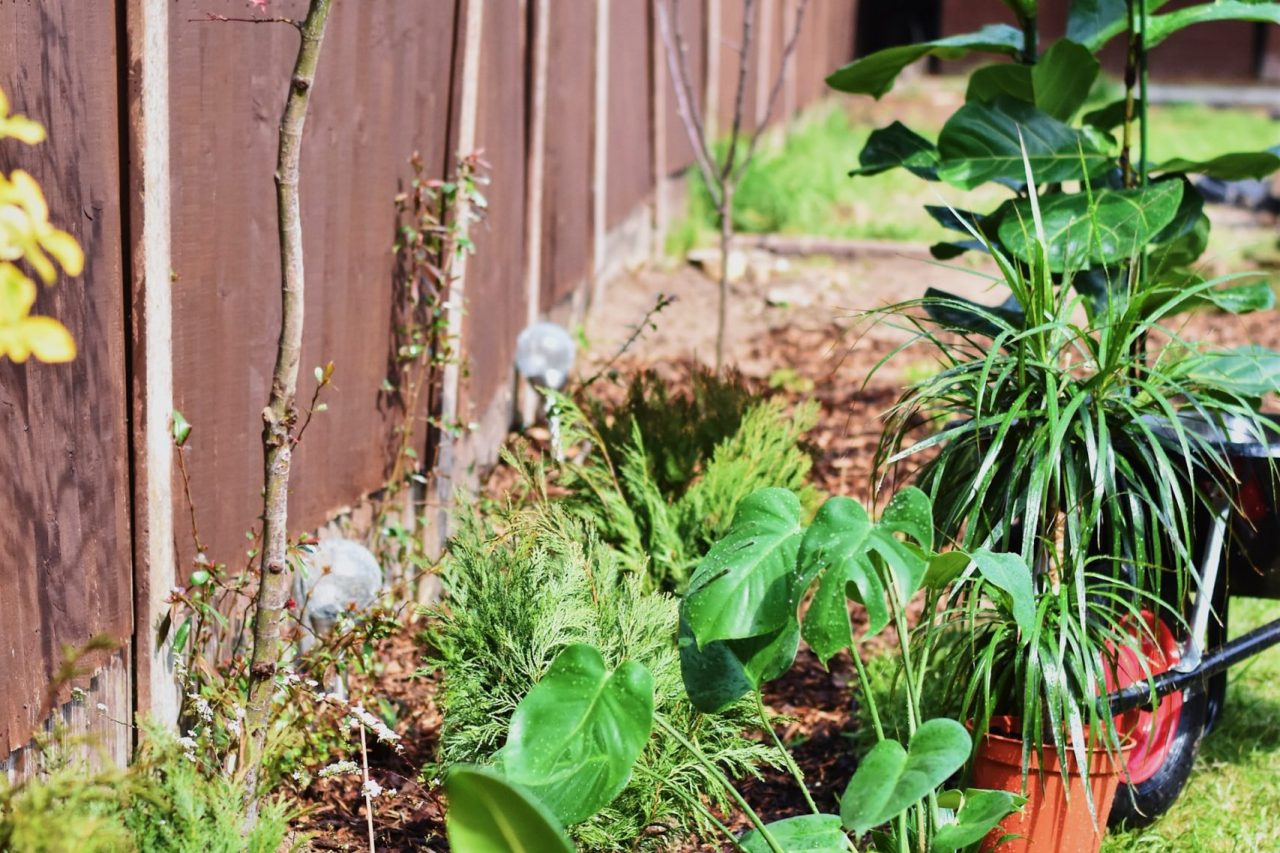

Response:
(1, 0), (859, 769)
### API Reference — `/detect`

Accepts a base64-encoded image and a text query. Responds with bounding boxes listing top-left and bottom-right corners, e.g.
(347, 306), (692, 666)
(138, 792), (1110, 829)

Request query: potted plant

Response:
(828, 0), (1280, 846)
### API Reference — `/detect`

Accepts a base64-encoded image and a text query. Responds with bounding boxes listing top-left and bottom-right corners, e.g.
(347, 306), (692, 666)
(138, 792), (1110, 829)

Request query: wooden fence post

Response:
(125, 0), (178, 731)
(590, 0), (610, 306)
(519, 0), (550, 427)
(650, 0), (669, 259)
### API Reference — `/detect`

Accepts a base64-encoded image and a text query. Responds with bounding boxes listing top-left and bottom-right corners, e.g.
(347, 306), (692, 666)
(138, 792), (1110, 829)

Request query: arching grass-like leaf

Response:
(500, 644), (654, 825)
(683, 488), (804, 646)
(445, 766), (574, 853)
(998, 180), (1184, 272)
(826, 25), (1025, 98)
(937, 97), (1111, 189)
(740, 814), (847, 853)
(840, 719), (972, 835)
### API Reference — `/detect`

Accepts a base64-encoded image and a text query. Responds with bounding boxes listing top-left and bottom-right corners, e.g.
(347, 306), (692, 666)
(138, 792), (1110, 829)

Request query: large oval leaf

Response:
(740, 814), (847, 853)
(501, 644), (654, 825)
(839, 718), (972, 835)
(679, 615), (800, 712)
(445, 766), (574, 853)
(938, 97), (1111, 190)
(849, 122), (939, 180)
(684, 488), (804, 647)
(826, 25), (1025, 98)
(1148, 2), (1280, 48)
(972, 549), (1036, 636)
(1155, 149), (1280, 182)
(1031, 39), (1099, 121)
(998, 180), (1184, 272)
(932, 788), (1026, 852)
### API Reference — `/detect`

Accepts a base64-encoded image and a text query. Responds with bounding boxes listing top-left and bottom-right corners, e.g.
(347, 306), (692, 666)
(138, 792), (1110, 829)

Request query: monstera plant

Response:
(444, 488), (1027, 852)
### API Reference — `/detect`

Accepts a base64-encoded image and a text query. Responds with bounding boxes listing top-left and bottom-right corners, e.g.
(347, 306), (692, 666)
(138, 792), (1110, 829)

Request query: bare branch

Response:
(192, 13), (299, 28)
(654, 0), (723, 207)
(736, 0), (811, 183)
(721, 0), (757, 183)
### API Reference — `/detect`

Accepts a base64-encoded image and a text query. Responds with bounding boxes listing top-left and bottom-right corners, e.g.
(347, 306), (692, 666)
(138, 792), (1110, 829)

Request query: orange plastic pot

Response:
(970, 717), (1134, 853)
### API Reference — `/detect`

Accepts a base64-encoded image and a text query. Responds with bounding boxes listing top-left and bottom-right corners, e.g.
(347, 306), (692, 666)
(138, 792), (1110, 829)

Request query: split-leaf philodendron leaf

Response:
(500, 644), (654, 825)
(445, 766), (574, 853)
(840, 718), (973, 836)
(679, 615), (800, 713)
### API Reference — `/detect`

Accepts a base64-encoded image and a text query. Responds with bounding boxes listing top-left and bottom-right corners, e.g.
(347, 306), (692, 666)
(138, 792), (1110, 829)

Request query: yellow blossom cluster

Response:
(0, 87), (81, 363)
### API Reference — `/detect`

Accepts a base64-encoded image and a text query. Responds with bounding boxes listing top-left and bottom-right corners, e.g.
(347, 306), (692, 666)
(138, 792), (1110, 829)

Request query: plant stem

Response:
(716, 183), (733, 372)
(849, 647), (884, 740)
(241, 0), (334, 825)
(755, 692), (820, 814)
(1019, 15), (1038, 64)
(1121, 0), (1139, 188)
(635, 765), (750, 853)
(360, 723), (376, 853)
(654, 715), (784, 853)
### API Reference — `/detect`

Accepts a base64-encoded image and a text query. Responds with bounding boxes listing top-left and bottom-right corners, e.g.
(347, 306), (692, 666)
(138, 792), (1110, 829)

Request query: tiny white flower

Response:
(318, 760), (360, 778)
(95, 702), (108, 713)
(362, 779), (384, 799)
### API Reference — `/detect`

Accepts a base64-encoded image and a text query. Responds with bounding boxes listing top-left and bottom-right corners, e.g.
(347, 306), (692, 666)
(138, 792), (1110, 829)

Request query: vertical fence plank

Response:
(0, 0), (134, 763)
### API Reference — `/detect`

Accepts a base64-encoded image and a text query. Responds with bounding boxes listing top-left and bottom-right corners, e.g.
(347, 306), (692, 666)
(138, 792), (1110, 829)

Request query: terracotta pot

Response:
(970, 717), (1134, 853)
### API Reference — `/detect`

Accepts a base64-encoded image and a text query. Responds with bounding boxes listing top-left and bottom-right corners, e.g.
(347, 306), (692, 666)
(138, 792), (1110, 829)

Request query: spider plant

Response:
(870, 158), (1280, 802)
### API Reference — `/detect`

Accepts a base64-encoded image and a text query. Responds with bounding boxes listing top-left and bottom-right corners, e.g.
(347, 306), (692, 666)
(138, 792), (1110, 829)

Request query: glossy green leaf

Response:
(1179, 345), (1280, 397)
(1154, 149), (1280, 181)
(679, 614), (800, 713)
(797, 497), (881, 662)
(445, 766), (574, 853)
(1032, 39), (1099, 121)
(923, 550), (971, 590)
(684, 488), (804, 646)
(972, 549), (1035, 636)
(850, 122), (939, 180)
(877, 486), (934, 553)
(171, 409), (192, 448)
(839, 719), (972, 835)
(173, 617), (191, 653)
(740, 814), (847, 853)
(1081, 97), (1140, 132)
(500, 644), (654, 825)
(1066, 0), (1127, 51)
(826, 25), (1025, 98)
(966, 64), (1033, 106)
(922, 287), (1023, 338)
(998, 180), (1184, 272)
(938, 97), (1111, 189)
(932, 788), (1026, 851)
(1148, 3), (1280, 48)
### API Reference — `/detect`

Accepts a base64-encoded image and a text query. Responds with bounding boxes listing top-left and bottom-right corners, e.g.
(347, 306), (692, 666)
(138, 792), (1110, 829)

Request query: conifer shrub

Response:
(425, 501), (776, 851)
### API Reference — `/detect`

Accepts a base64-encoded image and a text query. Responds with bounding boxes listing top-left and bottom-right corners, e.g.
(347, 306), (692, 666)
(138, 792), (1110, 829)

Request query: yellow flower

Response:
(0, 262), (75, 363)
(0, 88), (46, 145)
(0, 168), (84, 283)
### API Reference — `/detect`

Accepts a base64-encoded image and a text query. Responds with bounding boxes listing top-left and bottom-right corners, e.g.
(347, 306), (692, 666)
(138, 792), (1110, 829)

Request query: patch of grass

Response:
(669, 82), (1277, 269)
(1103, 597), (1280, 852)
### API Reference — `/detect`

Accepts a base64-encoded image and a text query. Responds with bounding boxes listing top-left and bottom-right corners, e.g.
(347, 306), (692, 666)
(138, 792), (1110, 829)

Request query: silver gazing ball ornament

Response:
(515, 322), (577, 461)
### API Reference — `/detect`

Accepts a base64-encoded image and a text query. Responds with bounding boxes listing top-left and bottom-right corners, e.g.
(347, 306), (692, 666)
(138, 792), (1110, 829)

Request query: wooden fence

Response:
(0, 0), (858, 770)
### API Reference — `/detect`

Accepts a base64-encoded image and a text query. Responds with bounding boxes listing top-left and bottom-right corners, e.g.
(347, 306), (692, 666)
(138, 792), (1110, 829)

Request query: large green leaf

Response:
(850, 122), (939, 180)
(684, 488), (804, 646)
(1082, 96), (1140, 132)
(1155, 149), (1280, 182)
(1031, 39), (1100, 121)
(826, 25), (1025, 98)
(932, 789), (1026, 852)
(966, 64), (1034, 106)
(501, 644), (654, 825)
(740, 814), (847, 853)
(998, 180), (1184, 272)
(445, 766), (574, 853)
(1066, 0), (1128, 51)
(797, 497), (881, 662)
(1148, 2), (1280, 48)
(839, 719), (972, 835)
(972, 549), (1035, 636)
(1179, 345), (1280, 397)
(938, 97), (1111, 189)
(678, 615), (801, 712)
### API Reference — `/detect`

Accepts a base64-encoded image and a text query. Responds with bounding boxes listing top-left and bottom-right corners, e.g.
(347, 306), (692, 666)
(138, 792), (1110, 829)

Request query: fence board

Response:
(606, 0), (656, 228)
(541, 0), (596, 310)
(0, 0), (133, 757)
(167, 0), (459, 567)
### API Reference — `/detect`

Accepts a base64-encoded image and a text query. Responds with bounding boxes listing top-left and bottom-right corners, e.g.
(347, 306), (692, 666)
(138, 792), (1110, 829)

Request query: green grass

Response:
(667, 81), (1278, 268)
(1103, 597), (1280, 852)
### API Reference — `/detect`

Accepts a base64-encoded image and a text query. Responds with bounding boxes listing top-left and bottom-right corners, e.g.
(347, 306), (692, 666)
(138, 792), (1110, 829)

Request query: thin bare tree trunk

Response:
(242, 0), (334, 821)
(716, 182), (734, 370)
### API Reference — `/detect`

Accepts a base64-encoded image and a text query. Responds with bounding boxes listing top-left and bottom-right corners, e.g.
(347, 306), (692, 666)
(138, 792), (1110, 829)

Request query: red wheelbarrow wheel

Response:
(1108, 614), (1209, 829)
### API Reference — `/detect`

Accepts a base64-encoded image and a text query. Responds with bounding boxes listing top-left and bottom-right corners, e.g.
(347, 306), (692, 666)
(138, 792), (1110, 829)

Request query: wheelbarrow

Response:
(1106, 413), (1280, 827)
